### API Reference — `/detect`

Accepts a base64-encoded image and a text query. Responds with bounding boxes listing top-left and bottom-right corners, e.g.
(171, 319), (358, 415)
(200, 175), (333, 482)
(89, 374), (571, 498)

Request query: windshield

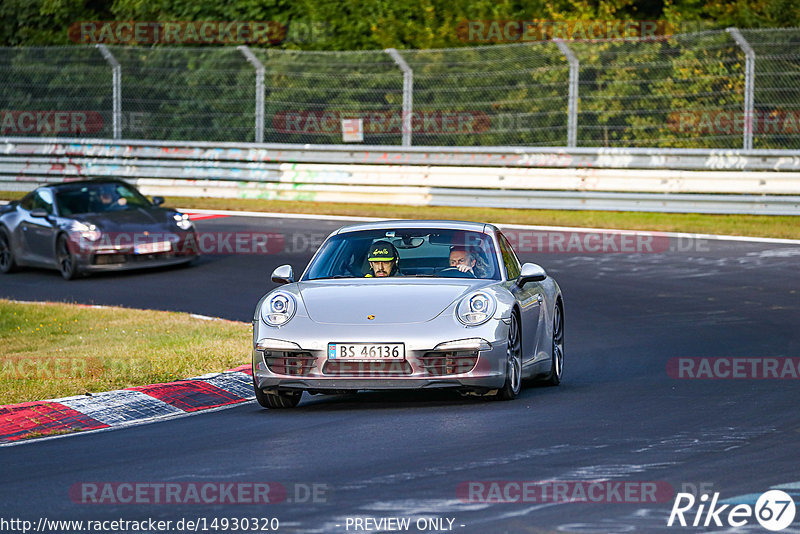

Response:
(54, 182), (153, 215)
(303, 228), (500, 280)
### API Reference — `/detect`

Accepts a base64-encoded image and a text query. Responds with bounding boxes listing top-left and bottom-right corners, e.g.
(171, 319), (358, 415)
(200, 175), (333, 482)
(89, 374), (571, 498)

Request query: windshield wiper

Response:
(311, 275), (352, 280)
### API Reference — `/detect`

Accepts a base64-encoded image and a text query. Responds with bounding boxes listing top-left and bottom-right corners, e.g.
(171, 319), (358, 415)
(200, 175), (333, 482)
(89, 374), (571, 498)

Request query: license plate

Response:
(328, 343), (404, 361)
(134, 241), (172, 254)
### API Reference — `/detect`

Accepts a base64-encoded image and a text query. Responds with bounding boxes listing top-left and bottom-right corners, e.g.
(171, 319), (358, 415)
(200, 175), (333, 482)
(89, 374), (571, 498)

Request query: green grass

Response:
(0, 300), (251, 405)
(2, 190), (798, 239)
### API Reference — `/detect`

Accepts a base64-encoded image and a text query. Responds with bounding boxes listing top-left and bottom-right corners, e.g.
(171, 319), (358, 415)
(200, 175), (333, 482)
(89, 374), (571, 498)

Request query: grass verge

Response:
(2, 190), (798, 240)
(0, 299), (251, 405)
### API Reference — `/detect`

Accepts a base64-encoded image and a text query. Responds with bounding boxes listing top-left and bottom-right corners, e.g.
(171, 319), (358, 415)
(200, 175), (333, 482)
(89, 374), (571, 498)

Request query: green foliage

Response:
(1, 1), (798, 148)
(2, 0), (797, 49)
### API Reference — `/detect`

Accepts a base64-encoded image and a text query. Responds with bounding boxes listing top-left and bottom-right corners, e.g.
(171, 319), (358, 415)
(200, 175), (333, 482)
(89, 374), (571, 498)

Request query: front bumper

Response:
(71, 233), (198, 272)
(252, 317), (509, 393)
(76, 252), (196, 272)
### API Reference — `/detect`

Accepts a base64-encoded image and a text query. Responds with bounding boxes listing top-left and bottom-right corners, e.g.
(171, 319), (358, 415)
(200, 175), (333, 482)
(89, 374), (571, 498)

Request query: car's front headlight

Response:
(173, 213), (193, 230)
(456, 292), (497, 326)
(69, 221), (101, 241)
(261, 292), (297, 326)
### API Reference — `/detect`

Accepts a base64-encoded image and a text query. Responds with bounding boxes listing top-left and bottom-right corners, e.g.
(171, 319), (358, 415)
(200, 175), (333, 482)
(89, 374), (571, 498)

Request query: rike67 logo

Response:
(668, 490), (796, 531)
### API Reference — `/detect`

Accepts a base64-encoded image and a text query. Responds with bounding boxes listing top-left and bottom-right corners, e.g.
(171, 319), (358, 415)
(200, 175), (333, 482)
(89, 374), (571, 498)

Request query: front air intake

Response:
(419, 350), (478, 376)
(263, 351), (315, 376)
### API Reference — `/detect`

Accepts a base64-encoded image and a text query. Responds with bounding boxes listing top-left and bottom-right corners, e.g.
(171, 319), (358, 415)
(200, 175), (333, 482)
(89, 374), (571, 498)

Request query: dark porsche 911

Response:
(0, 180), (198, 279)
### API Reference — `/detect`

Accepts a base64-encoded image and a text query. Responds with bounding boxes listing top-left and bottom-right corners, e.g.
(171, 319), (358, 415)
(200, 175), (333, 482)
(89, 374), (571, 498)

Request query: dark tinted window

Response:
(19, 192), (34, 211)
(55, 182), (151, 215)
(20, 189), (54, 214)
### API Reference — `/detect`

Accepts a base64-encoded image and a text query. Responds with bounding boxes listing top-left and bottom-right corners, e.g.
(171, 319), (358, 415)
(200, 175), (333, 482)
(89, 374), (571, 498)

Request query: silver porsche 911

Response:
(252, 220), (564, 408)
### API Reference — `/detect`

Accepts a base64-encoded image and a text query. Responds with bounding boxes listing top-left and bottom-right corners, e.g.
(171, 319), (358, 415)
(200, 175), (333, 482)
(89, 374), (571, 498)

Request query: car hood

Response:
(74, 208), (177, 233)
(297, 280), (486, 325)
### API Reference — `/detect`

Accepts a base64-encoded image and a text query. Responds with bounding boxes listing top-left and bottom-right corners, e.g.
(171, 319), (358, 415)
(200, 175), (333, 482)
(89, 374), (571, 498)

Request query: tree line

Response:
(1, 0), (798, 49)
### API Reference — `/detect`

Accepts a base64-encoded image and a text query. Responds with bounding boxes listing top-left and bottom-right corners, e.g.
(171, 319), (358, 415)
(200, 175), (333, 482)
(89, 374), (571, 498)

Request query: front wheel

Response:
(254, 380), (302, 409)
(544, 302), (564, 386)
(0, 229), (17, 273)
(494, 312), (522, 400)
(56, 234), (78, 280)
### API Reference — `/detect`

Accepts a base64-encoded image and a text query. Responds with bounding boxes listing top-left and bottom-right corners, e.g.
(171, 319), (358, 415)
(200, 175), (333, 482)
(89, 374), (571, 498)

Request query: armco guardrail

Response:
(2, 137), (800, 215)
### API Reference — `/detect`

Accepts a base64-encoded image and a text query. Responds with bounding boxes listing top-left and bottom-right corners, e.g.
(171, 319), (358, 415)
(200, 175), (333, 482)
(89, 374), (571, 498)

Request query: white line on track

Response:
(3, 200), (797, 244)
(180, 207), (800, 245)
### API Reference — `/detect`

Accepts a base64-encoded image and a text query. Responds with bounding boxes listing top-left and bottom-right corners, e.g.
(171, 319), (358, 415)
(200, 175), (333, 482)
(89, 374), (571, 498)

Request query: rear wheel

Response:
(0, 229), (17, 273)
(495, 312), (522, 401)
(56, 234), (78, 280)
(544, 302), (564, 386)
(254, 379), (302, 409)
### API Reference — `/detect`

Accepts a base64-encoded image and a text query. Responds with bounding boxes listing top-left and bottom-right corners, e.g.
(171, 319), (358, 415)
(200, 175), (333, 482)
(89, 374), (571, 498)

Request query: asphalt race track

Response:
(1, 214), (799, 533)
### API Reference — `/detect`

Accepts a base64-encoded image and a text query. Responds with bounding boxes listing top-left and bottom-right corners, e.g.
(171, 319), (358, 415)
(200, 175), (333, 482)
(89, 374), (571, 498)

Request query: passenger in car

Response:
(449, 245), (490, 277)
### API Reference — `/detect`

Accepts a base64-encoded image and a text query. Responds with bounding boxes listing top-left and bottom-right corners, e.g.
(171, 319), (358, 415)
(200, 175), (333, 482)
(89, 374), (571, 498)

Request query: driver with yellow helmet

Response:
(364, 240), (400, 277)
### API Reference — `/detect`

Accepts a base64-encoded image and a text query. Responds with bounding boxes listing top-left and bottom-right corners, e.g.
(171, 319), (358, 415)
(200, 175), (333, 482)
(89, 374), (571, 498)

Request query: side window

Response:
(498, 232), (521, 280)
(20, 192), (35, 211)
(33, 189), (55, 214)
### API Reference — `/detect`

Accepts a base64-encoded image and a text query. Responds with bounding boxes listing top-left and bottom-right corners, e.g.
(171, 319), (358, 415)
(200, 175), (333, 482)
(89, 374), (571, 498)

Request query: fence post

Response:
(96, 44), (121, 139)
(238, 45), (265, 144)
(555, 40), (579, 148)
(727, 27), (755, 150)
(385, 48), (414, 147)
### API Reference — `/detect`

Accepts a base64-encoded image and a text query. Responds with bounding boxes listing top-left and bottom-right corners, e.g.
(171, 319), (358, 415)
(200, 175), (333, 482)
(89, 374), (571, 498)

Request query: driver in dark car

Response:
(97, 187), (126, 210)
(365, 240), (400, 277)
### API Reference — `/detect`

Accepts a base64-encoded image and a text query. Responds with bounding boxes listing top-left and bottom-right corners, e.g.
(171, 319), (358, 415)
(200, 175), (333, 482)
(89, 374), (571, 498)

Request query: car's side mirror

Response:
(152, 196), (165, 206)
(271, 264), (294, 285)
(29, 208), (50, 219)
(517, 262), (547, 287)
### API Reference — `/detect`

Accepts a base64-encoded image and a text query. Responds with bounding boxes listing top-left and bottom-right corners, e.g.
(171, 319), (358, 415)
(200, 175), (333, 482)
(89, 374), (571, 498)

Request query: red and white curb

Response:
(0, 365), (254, 445)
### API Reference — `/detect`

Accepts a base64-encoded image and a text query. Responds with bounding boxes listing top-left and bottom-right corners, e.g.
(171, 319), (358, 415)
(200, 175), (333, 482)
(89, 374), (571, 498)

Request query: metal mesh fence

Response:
(110, 47), (255, 142)
(252, 49), (403, 144)
(1, 28), (798, 148)
(398, 43), (569, 146)
(741, 28), (800, 149)
(569, 31), (746, 148)
(0, 47), (113, 137)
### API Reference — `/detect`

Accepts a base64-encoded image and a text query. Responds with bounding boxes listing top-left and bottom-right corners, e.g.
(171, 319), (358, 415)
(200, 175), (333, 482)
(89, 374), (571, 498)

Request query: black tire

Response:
(0, 229), (17, 274)
(254, 379), (302, 409)
(544, 301), (564, 386)
(56, 234), (78, 280)
(495, 311), (522, 401)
